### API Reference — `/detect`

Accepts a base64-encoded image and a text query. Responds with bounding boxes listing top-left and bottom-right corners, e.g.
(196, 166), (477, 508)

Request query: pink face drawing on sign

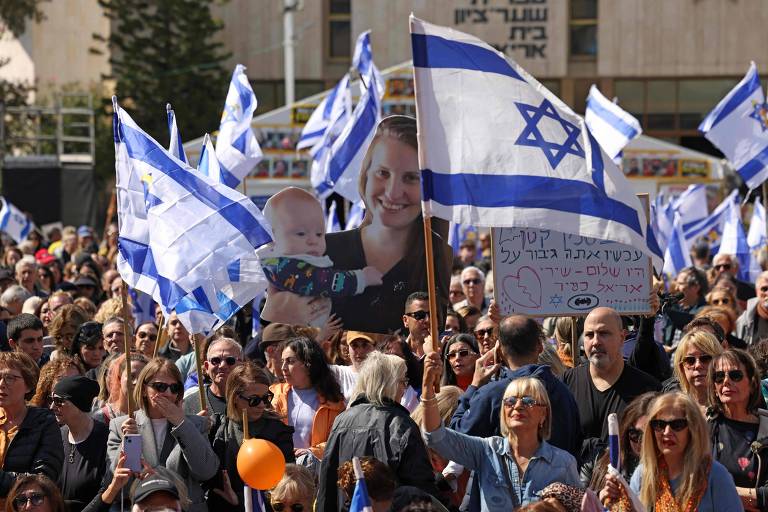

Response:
(502, 266), (542, 309)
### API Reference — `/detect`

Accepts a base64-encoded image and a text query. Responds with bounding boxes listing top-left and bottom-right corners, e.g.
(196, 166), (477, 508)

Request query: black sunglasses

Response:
(627, 427), (643, 443)
(713, 369), (745, 384)
(405, 310), (429, 321)
(649, 418), (688, 432)
(271, 503), (304, 512)
(474, 327), (494, 338)
(463, 278), (482, 285)
(13, 493), (46, 509)
(682, 354), (713, 368)
(502, 396), (541, 408)
(137, 331), (157, 341)
(50, 395), (67, 407)
(447, 349), (471, 360)
(714, 263), (732, 270)
(239, 392), (274, 407)
(147, 381), (183, 394)
(209, 356), (239, 367)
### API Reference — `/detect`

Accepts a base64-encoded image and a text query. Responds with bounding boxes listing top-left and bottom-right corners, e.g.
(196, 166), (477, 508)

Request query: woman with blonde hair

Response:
(601, 392), (740, 510)
(48, 304), (88, 360)
(270, 464), (315, 512)
(671, 330), (723, 408)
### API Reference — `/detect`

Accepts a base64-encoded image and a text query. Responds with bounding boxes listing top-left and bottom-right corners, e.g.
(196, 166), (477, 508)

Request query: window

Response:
(569, 0), (597, 58)
(327, 0), (351, 61)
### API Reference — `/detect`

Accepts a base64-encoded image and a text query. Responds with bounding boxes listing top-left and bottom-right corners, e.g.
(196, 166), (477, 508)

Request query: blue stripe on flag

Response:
(421, 170), (643, 236)
(19, 222), (31, 240)
(586, 96), (640, 140)
(323, 86), (338, 119)
(233, 129), (248, 154)
(708, 69), (761, 129)
(669, 232), (688, 272)
(227, 259), (241, 282)
(234, 76), (253, 112)
(215, 291), (242, 320)
(326, 94), (378, 184)
(411, 33), (524, 82)
(299, 128), (326, 143)
(191, 286), (213, 313)
(120, 123), (271, 249)
(588, 132), (606, 193)
(118, 237), (188, 308)
(737, 144), (768, 185)
(218, 163), (241, 189)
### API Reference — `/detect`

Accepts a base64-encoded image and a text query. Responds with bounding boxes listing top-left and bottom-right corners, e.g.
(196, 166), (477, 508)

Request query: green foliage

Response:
(0, 0), (46, 37)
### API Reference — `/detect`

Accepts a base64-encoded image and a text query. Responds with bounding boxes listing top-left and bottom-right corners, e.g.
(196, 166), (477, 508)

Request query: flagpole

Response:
(153, 311), (166, 359)
(120, 282), (134, 417)
(762, 182), (768, 241)
(242, 410), (252, 512)
(194, 333), (207, 412)
(422, 215), (440, 393)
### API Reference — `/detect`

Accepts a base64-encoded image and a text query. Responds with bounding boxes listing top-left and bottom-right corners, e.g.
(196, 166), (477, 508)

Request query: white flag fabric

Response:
(298, 74), (352, 153)
(683, 190), (738, 252)
(345, 201), (365, 230)
(716, 200), (758, 282)
(748, 201), (766, 282)
(585, 85), (641, 161)
(410, 16), (662, 269)
(0, 198), (32, 244)
(166, 103), (187, 164)
(700, 62), (768, 189)
(663, 214), (692, 277)
(653, 195), (674, 252)
(114, 98), (272, 334)
(673, 184), (709, 231)
(197, 133), (222, 182)
(352, 30), (385, 100)
(215, 64), (263, 188)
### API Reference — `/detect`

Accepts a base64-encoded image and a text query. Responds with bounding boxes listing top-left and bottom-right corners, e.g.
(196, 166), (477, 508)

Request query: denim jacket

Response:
(423, 426), (581, 511)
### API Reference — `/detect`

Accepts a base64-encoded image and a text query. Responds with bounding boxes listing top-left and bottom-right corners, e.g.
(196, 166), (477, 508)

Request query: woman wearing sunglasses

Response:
(706, 286), (740, 314)
(441, 334), (480, 391)
(707, 349), (768, 511)
(208, 362), (294, 511)
(671, 330), (723, 410)
(106, 358), (218, 512)
(133, 321), (159, 358)
(603, 392), (740, 510)
(420, 352), (579, 511)
(5, 474), (65, 512)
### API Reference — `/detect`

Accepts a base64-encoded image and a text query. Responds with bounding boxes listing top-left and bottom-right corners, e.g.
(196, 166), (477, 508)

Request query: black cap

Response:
(53, 376), (100, 412)
(131, 474), (180, 504)
(73, 275), (98, 288)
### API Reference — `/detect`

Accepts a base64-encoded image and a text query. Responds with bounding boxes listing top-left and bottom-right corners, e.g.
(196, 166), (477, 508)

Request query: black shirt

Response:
(59, 421), (109, 512)
(710, 414), (768, 488)
(563, 363), (660, 441)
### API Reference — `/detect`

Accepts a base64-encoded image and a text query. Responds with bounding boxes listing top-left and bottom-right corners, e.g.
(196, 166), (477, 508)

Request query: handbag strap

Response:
(495, 451), (521, 509)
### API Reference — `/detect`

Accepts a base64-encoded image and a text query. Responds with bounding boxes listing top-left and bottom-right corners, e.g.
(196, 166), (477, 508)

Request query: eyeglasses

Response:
(271, 503), (304, 512)
(713, 369), (745, 384)
(463, 278), (482, 285)
(137, 331), (157, 341)
(447, 349), (472, 360)
(714, 263), (732, 271)
(239, 392), (274, 407)
(711, 298), (731, 306)
(502, 396), (542, 408)
(682, 354), (713, 368)
(147, 381), (183, 394)
(13, 493), (46, 509)
(627, 427), (643, 443)
(50, 396), (67, 407)
(208, 356), (239, 367)
(474, 327), (494, 338)
(404, 310), (429, 321)
(649, 418), (689, 432)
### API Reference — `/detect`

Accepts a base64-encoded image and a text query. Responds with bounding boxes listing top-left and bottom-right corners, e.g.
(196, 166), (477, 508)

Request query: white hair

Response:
(14, 255), (36, 272)
(0, 285), (32, 308)
(351, 351), (406, 406)
(21, 296), (43, 315)
(461, 265), (485, 282)
(206, 337), (242, 357)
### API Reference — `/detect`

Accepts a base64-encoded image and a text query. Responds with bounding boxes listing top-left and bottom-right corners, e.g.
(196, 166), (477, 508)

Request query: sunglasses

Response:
(404, 310), (429, 321)
(239, 392), (274, 407)
(714, 263), (732, 271)
(502, 396), (542, 408)
(271, 503), (304, 512)
(147, 381), (183, 394)
(137, 331), (157, 341)
(649, 418), (688, 432)
(627, 427), (643, 443)
(682, 354), (713, 368)
(447, 349), (472, 360)
(474, 327), (494, 338)
(209, 356), (239, 367)
(50, 396), (67, 407)
(13, 493), (46, 509)
(711, 298), (731, 305)
(463, 278), (482, 285)
(713, 369), (745, 384)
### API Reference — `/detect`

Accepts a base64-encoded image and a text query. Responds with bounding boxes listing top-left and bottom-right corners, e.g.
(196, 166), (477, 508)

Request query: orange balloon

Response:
(236, 438), (286, 490)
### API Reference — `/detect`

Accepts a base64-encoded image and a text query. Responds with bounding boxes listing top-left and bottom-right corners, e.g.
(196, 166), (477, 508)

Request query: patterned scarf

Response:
(653, 458), (710, 512)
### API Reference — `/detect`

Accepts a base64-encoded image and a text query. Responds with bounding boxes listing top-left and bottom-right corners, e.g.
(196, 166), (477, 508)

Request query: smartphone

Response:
(123, 434), (142, 472)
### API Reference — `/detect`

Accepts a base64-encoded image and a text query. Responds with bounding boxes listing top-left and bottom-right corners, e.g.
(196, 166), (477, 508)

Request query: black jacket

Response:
(0, 407), (63, 496)
(316, 396), (439, 512)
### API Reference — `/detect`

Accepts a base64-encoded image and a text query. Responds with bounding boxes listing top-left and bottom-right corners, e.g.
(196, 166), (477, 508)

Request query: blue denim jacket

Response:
(424, 426), (581, 511)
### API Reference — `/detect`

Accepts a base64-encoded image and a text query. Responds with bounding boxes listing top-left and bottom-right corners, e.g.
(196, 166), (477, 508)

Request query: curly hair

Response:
(29, 355), (84, 408)
(338, 456), (395, 503)
(48, 304), (89, 351)
(94, 297), (133, 325)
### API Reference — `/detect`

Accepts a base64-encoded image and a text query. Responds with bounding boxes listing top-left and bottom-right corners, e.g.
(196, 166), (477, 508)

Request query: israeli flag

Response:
(326, 200), (342, 233)
(114, 98), (272, 334)
(345, 201), (365, 230)
(309, 76), (352, 191)
(653, 195), (675, 252)
(700, 62), (768, 190)
(663, 214), (692, 276)
(197, 133), (222, 181)
(717, 200), (758, 282)
(166, 103), (187, 164)
(0, 198), (32, 244)
(298, 74), (352, 152)
(585, 85), (641, 162)
(748, 200), (766, 282)
(683, 190), (738, 251)
(352, 30), (385, 99)
(674, 184), (709, 231)
(128, 288), (156, 325)
(349, 457), (374, 512)
(410, 16), (662, 269)
(448, 223), (478, 255)
(215, 64), (263, 188)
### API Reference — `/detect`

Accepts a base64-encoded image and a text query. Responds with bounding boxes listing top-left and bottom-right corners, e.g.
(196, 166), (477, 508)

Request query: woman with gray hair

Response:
(315, 352), (440, 512)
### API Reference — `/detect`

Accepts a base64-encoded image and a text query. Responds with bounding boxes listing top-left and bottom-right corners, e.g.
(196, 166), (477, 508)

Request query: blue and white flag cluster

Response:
(198, 133), (222, 181)
(325, 200), (342, 233)
(410, 16), (662, 269)
(682, 190), (738, 253)
(299, 74), (352, 154)
(166, 103), (187, 164)
(748, 200), (767, 282)
(662, 214), (692, 277)
(114, 98), (272, 334)
(0, 197), (32, 244)
(700, 62), (768, 190)
(585, 85), (641, 163)
(215, 64), (263, 188)
(716, 200), (758, 282)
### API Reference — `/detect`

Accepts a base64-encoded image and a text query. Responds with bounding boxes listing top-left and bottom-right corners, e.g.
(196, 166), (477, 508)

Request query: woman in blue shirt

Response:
(420, 352), (580, 510)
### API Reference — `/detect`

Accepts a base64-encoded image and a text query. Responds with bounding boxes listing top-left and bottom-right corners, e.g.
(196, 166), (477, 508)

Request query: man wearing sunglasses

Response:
(453, 266), (490, 314)
(183, 338), (242, 416)
(736, 271), (768, 346)
(402, 292), (431, 358)
(713, 253), (756, 303)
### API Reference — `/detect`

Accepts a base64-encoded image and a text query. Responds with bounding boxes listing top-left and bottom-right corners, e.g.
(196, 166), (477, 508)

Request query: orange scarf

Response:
(653, 459), (709, 512)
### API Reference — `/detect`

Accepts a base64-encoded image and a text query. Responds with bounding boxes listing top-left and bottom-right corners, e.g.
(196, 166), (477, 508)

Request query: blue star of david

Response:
(514, 99), (585, 169)
(220, 102), (241, 124)
(549, 294), (563, 307)
(749, 101), (768, 132)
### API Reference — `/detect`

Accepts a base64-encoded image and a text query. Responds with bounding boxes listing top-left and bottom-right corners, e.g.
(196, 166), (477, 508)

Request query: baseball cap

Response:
(35, 249), (56, 265)
(73, 275), (98, 288)
(346, 331), (376, 345)
(77, 225), (93, 238)
(259, 323), (295, 347)
(131, 473), (180, 504)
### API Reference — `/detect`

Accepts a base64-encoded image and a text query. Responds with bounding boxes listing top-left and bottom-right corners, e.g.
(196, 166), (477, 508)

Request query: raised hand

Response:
(471, 342), (502, 388)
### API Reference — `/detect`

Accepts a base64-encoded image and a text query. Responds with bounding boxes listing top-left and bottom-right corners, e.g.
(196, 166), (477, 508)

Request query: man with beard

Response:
(563, 307), (660, 442)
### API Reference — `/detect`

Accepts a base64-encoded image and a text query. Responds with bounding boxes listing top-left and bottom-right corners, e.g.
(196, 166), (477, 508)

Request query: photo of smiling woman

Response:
(325, 115), (452, 333)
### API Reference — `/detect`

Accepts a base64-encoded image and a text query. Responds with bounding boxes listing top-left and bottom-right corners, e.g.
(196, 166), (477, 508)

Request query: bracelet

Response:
(420, 396), (437, 403)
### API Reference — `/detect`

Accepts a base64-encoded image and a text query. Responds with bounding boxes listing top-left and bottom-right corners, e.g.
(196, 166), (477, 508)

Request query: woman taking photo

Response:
(707, 349), (768, 510)
(441, 334), (480, 391)
(672, 330), (722, 409)
(602, 392), (740, 510)
(317, 352), (439, 512)
(0, 352), (63, 501)
(271, 337), (345, 468)
(209, 362), (294, 511)
(106, 358), (218, 512)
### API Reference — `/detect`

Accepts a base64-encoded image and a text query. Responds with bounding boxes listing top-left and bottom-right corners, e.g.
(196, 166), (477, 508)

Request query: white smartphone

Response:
(123, 434), (142, 472)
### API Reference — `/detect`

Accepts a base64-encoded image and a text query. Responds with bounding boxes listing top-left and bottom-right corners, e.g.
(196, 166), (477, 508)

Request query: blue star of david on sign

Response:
(514, 99), (585, 169)
(749, 101), (768, 132)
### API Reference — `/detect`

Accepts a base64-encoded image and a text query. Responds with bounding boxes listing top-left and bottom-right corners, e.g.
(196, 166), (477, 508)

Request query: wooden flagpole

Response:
(120, 282), (134, 417)
(193, 333), (207, 412)
(153, 311), (166, 358)
(423, 215), (441, 393)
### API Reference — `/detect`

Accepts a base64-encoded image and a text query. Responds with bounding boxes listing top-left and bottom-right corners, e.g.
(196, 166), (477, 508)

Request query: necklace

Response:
(67, 419), (94, 464)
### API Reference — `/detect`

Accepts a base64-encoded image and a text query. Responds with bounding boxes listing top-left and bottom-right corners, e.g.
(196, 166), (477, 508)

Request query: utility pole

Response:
(283, 0), (300, 106)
